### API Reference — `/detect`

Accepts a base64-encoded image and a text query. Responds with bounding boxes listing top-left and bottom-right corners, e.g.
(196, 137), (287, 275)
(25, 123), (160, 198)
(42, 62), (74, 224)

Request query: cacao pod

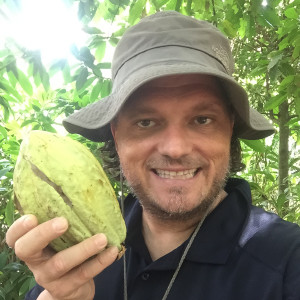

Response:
(13, 130), (126, 255)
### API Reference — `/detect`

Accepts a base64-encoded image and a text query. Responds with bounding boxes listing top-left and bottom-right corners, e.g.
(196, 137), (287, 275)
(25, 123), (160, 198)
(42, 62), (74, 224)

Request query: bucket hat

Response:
(63, 11), (274, 141)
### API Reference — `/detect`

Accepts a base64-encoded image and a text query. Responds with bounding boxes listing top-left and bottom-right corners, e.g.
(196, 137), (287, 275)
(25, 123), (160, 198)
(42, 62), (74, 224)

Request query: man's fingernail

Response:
(95, 233), (107, 249)
(52, 217), (68, 231)
(23, 215), (35, 228)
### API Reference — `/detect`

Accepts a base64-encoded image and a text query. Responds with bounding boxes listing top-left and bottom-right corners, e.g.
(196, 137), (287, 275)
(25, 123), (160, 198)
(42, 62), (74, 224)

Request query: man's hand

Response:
(6, 215), (119, 300)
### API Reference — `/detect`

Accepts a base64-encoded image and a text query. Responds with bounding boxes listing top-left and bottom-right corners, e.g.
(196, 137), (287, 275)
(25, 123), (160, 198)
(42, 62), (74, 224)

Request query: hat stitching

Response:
(114, 44), (230, 81)
(212, 44), (233, 74)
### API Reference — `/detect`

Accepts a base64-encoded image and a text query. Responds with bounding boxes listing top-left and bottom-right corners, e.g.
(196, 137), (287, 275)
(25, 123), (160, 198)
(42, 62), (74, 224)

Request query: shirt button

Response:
(141, 272), (150, 280)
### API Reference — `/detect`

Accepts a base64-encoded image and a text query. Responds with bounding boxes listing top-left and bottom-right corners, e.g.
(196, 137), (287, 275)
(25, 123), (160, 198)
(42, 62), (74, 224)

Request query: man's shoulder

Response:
(239, 205), (300, 271)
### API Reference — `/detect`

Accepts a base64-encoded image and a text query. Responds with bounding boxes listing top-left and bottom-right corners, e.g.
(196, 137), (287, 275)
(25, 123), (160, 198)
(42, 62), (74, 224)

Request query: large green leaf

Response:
(5, 197), (15, 227)
(0, 80), (22, 101)
(76, 67), (89, 91)
(241, 139), (265, 153)
(284, 7), (298, 19)
(128, 0), (147, 25)
(95, 41), (107, 62)
(265, 94), (286, 110)
(258, 6), (280, 27)
(295, 97), (300, 118)
(90, 80), (102, 102)
(17, 69), (33, 96)
(0, 125), (7, 139)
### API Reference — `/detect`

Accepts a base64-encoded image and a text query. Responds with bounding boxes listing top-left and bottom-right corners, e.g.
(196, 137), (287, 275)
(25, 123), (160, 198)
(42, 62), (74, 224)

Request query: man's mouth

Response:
(153, 168), (200, 179)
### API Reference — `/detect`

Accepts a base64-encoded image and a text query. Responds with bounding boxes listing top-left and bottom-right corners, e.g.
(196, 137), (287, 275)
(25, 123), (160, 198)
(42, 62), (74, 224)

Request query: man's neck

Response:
(141, 190), (227, 261)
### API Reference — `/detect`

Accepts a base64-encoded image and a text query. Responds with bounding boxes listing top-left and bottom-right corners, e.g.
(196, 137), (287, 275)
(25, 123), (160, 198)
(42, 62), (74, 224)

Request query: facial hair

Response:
(122, 156), (231, 222)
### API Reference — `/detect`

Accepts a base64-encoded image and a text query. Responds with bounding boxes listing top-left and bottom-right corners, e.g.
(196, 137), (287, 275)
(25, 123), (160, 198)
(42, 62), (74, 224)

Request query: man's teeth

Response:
(155, 169), (197, 179)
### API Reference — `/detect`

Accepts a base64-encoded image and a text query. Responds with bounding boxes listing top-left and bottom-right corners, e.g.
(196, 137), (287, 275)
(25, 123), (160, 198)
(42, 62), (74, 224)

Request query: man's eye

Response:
(137, 120), (155, 128)
(194, 116), (211, 125)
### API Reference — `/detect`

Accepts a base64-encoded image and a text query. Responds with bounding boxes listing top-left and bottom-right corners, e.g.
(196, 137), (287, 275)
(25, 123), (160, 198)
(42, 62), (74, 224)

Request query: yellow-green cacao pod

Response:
(13, 130), (126, 254)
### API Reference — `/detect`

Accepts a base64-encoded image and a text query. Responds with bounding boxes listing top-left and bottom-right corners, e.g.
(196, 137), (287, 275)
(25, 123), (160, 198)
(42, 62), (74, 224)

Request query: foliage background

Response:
(0, 0), (299, 298)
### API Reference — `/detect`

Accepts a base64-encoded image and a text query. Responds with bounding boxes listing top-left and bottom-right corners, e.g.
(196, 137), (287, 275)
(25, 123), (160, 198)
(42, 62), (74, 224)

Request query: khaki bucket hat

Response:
(63, 11), (274, 141)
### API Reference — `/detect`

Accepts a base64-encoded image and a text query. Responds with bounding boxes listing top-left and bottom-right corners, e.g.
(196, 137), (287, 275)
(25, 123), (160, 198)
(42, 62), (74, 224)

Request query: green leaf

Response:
(77, 77), (96, 95)
(40, 68), (50, 91)
(0, 80), (22, 101)
(0, 288), (6, 300)
(238, 18), (246, 38)
(95, 41), (107, 62)
(90, 81), (102, 102)
(249, 65), (266, 77)
(109, 37), (119, 47)
(265, 94), (286, 110)
(7, 70), (17, 88)
(276, 194), (287, 211)
(79, 47), (95, 66)
(278, 36), (289, 51)
(0, 167), (11, 178)
(82, 26), (103, 34)
(292, 44), (300, 59)
(97, 62), (111, 69)
(279, 75), (294, 91)
(76, 67), (89, 91)
(32, 104), (41, 112)
(222, 19), (237, 38)
(241, 139), (265, 153)
(21, 119), (35, 127)
(5, 197), (15, 226)
(62, 62), (72, 84)
(18, 277), (32, 296)
(128, 0), (147, 25)
(267, 53), (282, 71)
(33, 71), (42, 88)
(295, 97), (300, 118)
(0, 126), (7, 139)
(0, 252), (8, 270)
(0, 96), (11, 122)
(100, 79), (112, 98)
(258, 6), (280, 27)
(284, 7), (298, 19)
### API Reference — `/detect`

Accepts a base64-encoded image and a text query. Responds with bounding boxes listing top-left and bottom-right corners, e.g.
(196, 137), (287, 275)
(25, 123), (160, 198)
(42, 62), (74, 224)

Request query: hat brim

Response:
(63, 58), (274, 141)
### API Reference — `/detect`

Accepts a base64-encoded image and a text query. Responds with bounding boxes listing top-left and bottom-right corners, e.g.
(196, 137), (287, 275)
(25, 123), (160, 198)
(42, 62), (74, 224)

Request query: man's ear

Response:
(110, 121), (118, 151)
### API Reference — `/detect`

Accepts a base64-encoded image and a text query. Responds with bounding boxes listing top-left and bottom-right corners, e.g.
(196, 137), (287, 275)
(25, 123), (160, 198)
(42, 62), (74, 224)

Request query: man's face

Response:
(111, 74), (234, 221)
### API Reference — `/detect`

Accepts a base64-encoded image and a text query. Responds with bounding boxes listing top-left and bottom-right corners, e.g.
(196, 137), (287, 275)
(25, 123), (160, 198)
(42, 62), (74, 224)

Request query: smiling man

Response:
(7, 11), (300, 300)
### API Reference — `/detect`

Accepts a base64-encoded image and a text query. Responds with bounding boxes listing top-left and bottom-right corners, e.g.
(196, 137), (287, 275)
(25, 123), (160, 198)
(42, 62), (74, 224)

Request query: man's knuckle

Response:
(78, 265), (91, 282)
(52, 255), (66, 273)
(80, 239), (95, 258)
(14, 240), (25, 259)
(47, 282), (67, 299)
(34, 271), (46, 286)
(96, 253), (106, 267)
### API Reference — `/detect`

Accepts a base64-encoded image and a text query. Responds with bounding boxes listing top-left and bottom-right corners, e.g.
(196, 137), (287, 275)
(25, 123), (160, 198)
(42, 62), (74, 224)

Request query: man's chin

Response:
(141, 196), (216, 222)
(130, 174), (229, 222)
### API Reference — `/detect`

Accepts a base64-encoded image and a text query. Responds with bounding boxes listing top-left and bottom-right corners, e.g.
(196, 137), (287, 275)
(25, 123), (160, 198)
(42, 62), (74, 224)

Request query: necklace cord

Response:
(161, 216), (206, 300)
(120, 171), (128, 300)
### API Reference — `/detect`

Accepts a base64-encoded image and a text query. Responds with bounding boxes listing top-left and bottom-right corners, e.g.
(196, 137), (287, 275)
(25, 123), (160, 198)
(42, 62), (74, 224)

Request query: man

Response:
(6, 11), (300, 300)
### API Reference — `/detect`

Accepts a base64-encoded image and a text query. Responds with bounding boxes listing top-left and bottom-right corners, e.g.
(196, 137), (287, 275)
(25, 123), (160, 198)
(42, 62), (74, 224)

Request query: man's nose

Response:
(157, 125), (193, 159)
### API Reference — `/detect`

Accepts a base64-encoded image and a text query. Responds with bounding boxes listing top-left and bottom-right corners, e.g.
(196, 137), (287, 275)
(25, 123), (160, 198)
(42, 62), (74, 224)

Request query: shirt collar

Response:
(124, 178), (251, 266)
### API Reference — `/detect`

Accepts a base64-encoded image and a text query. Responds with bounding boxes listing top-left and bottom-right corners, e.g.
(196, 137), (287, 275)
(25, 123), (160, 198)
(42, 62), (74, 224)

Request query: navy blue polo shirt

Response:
(26, 178), (300, 300)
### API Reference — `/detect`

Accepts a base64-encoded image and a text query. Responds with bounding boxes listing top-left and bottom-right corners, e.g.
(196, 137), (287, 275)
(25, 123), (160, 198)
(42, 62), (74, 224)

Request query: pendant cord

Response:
(161, 214), (208, 300)
(120, 171), (128, 300)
